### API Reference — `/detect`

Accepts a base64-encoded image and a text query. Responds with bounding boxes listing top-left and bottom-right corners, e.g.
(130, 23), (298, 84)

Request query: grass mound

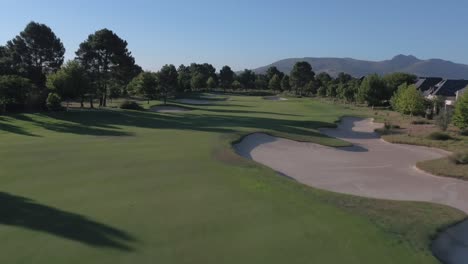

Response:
(119, 100), (144, 110)
(428, 132), (453, 141)
(450, 151), (468, 165)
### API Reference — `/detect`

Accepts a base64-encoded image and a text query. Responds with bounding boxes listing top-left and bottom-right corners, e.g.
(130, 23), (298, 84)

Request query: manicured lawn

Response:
(0, 95), (464, 264)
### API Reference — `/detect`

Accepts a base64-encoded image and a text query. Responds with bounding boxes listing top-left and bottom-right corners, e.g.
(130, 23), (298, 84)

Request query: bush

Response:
(427, 132), (453, 141)
(435, 108), (453, 131)
(411, 119), (431, 125)
(453, 90), (468, 129)
(46, 93), (63, 111)
(460, 129), (468, 136)
(119, 100), (143, 110)
(449, 151), (468, 165)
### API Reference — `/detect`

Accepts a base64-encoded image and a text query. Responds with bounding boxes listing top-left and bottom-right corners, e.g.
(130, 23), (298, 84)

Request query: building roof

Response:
(427, 79), (468, 97)
(414, 77), (443, 92)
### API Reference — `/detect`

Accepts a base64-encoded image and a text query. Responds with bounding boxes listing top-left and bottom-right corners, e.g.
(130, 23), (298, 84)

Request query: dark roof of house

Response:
(429, 80), (468, 97)
(414, 77), (443, 92)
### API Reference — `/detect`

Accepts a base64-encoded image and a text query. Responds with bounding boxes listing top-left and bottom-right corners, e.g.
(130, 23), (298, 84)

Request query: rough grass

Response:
(418, 158), (468, 180)
(0, 95), (464, 264)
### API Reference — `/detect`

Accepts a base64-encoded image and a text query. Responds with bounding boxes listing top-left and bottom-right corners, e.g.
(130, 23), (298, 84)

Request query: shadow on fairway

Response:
(3, 110), (337, 143)
(0, 192), (135, 251)
(0, 117), (40, 137)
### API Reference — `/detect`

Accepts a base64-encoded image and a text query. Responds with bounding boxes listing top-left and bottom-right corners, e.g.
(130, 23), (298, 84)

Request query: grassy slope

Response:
(0, 96), (464, 264)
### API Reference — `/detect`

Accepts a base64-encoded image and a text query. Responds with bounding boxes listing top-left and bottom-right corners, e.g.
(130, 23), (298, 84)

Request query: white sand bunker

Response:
(150, 106), (190, 113)
(235, 117), (468, 213)
(235, 116), (468, 264)
(263, 96), (288, 101)
(175, 99), (215, 105)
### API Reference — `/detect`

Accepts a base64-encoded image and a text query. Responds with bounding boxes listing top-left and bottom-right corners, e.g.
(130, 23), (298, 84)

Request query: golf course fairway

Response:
(0, 95), (464, 264)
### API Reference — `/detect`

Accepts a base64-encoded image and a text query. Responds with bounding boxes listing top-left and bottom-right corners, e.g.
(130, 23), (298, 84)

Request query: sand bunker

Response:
(235, 117), (468, 264)
(263, 96), (288, 101)
(150, 106), (190, 113)
(235, 117), (468, 212)
(175, 99), (215, 105)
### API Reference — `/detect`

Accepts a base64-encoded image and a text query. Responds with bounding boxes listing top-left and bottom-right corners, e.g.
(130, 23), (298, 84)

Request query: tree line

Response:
(0, 22), (467, 130)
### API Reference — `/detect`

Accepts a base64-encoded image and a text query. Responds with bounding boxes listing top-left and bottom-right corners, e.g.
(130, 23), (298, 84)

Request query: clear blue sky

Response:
(0, 0), (467, 71)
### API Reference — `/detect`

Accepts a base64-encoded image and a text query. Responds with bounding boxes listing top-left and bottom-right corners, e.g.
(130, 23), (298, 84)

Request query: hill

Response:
(253, 55), (468, 79)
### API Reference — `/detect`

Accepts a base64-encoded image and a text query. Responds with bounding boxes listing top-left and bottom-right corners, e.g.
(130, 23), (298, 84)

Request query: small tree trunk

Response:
(90, 96), (94, 109)
(80, 97), (84, 108)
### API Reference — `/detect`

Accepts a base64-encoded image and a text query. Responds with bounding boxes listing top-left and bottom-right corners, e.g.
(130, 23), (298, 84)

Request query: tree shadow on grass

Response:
(0, 117), (40, 137)
(4, 109), (338, 142)
(0, 192), (135, 251)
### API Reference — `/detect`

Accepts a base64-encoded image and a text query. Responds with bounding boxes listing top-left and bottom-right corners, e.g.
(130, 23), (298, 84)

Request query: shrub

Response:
(119, 100), (143, 110)
(460, 129), (468, 136)
(435, 108), (453, 131)
(449, 151), (468, 165)
(453, 90), (468, 129)
(427, 132), (453, 141)
(46, 93), (63, 111)
(390, 83), (426, 115)
(411, 119), (431, 125)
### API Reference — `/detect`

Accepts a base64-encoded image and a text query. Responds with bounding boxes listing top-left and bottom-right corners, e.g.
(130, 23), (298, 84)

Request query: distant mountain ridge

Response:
(252, 55), (468, 79)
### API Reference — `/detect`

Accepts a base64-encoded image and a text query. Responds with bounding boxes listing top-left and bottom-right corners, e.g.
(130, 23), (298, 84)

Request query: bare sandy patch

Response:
(175, 99), (215, 105)
(263, 96), (288, 101)
(235, 117), (467, 212)
(150, 106), (190, 113)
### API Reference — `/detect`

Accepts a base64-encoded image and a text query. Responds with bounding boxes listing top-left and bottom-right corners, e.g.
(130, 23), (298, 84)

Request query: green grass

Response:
(0, 95), (464, 264)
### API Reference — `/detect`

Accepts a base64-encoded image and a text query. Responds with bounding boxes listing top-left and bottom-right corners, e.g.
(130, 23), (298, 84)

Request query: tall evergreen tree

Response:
(6, 22), (65, 87)
(75, 29), (138, 107)
(290, 61), (314, 95)
(219, 65), (234, 92)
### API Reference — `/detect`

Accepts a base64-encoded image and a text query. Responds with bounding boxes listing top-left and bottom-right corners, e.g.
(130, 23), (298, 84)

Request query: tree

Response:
(238, 69), (256, 89)
(0, 75), (33, 113)
(75, 28), (138, 107)
(46, 61), (91, 108)
(269, 74), (282, 92)
(219, 65), (234, 92)
(189, 63), (216, 90)
(266, 66), (284, 81)
(231, 80), (242, 90)
(177, 64), (191, 92)
(255, 74), (268, 90)
(158, 64), (178, 105)
(281, 75), (291, 91)
(0, 46), (13, 75)
(127, 72), (158, 104)
(390, 84), (426, 115)
(453, 90), (468, 129)
(206, 76), (217, 90)
(326, 82), (338, 97)
(336, 72), (352, 84)
(290, 61), (314, 95)
(357, 74), (387, 106)
(191, 72), (206, 91)
(305, 80), (318, 95)
(6, 22), (65, 88)
(384, 72), (417, 100)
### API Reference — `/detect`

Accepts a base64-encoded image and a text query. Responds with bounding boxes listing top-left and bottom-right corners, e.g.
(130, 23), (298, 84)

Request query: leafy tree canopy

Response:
(6, 21), (65, 87)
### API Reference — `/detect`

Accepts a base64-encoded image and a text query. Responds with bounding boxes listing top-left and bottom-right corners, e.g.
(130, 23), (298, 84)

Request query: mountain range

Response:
(252, 55), (468, 79)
